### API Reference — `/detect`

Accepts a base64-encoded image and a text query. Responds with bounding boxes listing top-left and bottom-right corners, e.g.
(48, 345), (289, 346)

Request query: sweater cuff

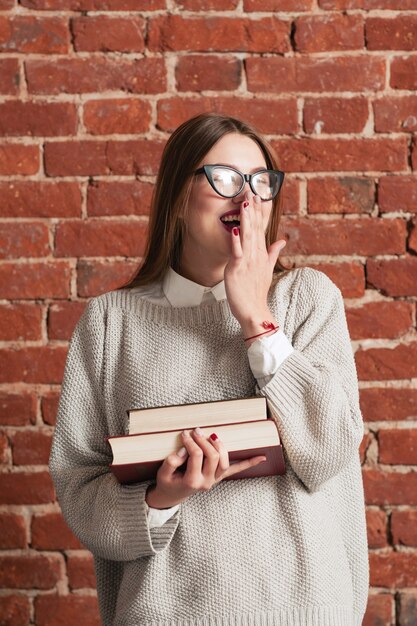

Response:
(255, 348), (317, 413)
(119, 482), (180, 556)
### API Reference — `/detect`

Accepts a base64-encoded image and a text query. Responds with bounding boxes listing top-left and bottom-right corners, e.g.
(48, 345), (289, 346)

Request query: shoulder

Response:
(294, 267), (342, 300)
(80, 288), (133, 317)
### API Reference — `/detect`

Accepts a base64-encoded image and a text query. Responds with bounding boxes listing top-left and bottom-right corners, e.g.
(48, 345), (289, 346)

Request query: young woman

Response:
(50, 113), (369, 626)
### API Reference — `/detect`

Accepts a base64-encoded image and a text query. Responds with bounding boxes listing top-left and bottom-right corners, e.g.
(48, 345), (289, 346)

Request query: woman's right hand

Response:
(146, 427), (267, 509)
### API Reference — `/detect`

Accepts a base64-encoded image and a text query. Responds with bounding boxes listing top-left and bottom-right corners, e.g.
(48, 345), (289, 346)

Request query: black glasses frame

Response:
(194, 164), (285, 201)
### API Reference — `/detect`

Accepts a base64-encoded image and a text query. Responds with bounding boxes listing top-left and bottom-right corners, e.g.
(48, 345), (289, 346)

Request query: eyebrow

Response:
(212, 162), (268, 172)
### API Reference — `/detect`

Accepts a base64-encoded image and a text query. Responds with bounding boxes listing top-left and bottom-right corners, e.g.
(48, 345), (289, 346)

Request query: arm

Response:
(49, 297), (180, 561)
(254, 267), (364, 492)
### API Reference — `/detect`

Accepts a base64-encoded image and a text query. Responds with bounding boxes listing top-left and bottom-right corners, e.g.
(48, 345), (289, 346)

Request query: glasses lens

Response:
(252, 171), (280, 200)
(211, 167), (243, 197)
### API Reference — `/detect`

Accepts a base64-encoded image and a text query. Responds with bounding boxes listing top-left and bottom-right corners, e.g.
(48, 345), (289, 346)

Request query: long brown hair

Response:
(118, 112), (293, 291)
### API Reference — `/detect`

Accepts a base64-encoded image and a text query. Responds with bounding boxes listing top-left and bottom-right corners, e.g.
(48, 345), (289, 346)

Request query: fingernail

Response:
(194, 427), (203, 436)
(177, 446), (188, 457)
(182, 430), (190, 438)
(210, 433), (219, 441)
(232, 227), (239, 236)
(242, 201), (249, 209)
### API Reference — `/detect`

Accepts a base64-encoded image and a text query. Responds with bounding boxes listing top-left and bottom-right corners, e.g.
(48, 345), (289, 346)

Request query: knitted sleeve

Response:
(49, 297), (180, 561)
(256, 267), (364, 492)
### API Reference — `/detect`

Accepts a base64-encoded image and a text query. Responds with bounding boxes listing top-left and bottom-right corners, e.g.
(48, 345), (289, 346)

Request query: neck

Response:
(177, 256), (226, 288)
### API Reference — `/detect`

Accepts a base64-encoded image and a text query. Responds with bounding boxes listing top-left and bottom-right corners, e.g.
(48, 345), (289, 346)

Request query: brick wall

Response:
(0, 1), (416, 625)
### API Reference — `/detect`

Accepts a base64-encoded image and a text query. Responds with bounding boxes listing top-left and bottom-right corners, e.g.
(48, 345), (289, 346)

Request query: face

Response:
(180, 133), (273, 274)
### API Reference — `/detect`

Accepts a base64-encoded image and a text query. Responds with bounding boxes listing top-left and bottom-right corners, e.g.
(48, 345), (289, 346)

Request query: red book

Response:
(108, 417), (285, 484)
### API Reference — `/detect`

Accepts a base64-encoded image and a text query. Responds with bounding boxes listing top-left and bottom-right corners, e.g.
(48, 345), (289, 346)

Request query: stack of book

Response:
(107, 396), (286, 484)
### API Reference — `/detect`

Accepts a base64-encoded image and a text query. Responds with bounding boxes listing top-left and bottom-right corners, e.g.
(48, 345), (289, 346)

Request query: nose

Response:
(233, 181), (253, 204)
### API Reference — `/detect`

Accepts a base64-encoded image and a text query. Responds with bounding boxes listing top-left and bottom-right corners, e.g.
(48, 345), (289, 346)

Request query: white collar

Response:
(162, 266), (227, 307)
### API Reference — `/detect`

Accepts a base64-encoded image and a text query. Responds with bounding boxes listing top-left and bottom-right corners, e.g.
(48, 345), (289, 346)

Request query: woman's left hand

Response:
(224, 191), (286, 327)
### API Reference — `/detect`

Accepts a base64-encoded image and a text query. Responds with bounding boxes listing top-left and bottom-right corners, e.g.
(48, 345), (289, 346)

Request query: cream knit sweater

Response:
(49, 266), (369, 626)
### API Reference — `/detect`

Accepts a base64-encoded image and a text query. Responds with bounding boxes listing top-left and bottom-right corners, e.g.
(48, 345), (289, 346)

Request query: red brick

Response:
(375, 97), (417, 133)
(410, 217), (417, 252)
(72, 15), (144, 52)
(245, 0), (312, 7)
(413, 137), (417, 171)
(308, 177), (374, 215)
(148, 16), (290, 53)
(379, 429), (417, 465)
(366, 508), (388, 549)
(360, 388), (417, 423)
(77, 259), (139, 297)
(26, 57), (166, 95)
(22, 0), (164, 7)
(356, 343), (417, 381)
(363, 593), (393, 626)
(363, 468), (417, 505)
(0, 555), (61, 589)
(0, 430), (9, 464)
(303, 97), (368, 134)
(281, 217), (405, 256)
(246, 56), (385, 93)
(0, 513), (27, 549)
(157, 96), (298, 135)
(295, 14), (363, 52)
(398, 593), (417, 626)
(48, 301), (87, 341)
(0, 101), (76, 137)
(0, 303), (42, 341)
(346, 301), (413, 340)
(0, 346), (67, 384)
(178, 0), (238, 7)
(0, 471), (54, 505)
(11, 430), (52, 465)
(359, 431), (369, 465)
(35, 595), (100, 626)
(0, 261), (71, 299)
(0, 0), (14, 8)
(378, 176), (417, 213)
(87, 180), (153, 217)
(55, 220), (147, 258)
(0, 392), (37, 427)
(320, 0), (417, 7)
(366, 17), (417, 51)
(370, 552), (417, 588)
(31, 512), (83, 550)
(271, 137), (407, 173)
(391, 56), (417, 91)
(0, 181), (81, 218)
(0, 222), (50, 259)
(0, 16), (69, 53)
(0, 595), (30, 626)
(83, 98), (151, 135)
(367, 257), (417, 297)
(175, 56), (241, 92)
(105, 139), (165, 175)
(44, 141), (107, 177)
(391, 510), (417, 546)
(41, 392), (60, 426)
(300, 262), (365, 298)
(0, 143), (39, 175)
(67, 553), (96, 589)
(0, 59), (20, 95)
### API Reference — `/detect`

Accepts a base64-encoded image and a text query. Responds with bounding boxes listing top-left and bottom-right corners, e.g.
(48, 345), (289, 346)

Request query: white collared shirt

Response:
(130, 266), (294, 527)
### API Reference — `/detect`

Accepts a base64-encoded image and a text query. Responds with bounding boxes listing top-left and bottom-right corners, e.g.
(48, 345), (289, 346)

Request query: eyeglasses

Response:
(194, 164), (285, 202)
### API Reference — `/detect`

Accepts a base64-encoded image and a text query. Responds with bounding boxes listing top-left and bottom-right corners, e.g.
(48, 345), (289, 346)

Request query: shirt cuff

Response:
(147, 504), (180, 529)
(247, 329), (294, 388)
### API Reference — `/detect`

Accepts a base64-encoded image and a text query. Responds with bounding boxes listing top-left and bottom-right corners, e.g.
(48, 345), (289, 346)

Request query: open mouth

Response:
(219, 211), (241, 232)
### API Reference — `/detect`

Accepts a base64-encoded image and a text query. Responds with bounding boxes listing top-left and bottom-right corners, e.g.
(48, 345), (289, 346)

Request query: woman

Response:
(49, 113), (369, 626)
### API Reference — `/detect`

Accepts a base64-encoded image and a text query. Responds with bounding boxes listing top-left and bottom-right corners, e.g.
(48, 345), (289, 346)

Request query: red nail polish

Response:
(210, 433), (218, 441)
(243, 201), (249, 208)
(232, 227), (239, 236)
